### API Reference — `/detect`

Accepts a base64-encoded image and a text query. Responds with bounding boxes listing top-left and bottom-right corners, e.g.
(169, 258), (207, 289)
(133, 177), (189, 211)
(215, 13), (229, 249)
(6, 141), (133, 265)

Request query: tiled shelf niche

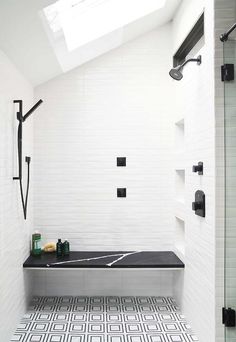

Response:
(175, 118), (185, 155)
(174, 118), (185, 257)
(174, 118), (185, 217)
(175, 217), (185, 257)
(175, 169), (185, 203)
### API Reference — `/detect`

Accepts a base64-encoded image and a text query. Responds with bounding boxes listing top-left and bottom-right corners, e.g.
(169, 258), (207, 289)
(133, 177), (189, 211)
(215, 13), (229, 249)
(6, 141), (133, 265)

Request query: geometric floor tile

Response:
(11, 297), (198, 342)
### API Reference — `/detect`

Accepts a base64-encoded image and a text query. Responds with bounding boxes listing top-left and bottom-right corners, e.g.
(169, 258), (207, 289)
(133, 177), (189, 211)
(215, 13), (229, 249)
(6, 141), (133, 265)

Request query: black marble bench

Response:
(23, 251), (184, 269)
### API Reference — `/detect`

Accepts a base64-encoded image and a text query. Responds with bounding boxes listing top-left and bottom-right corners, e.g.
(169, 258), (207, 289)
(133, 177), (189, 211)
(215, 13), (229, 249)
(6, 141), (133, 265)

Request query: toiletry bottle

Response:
(32, 231), (42, 256)
(63, 239), (70, 256)
(56, 239), (63, 257)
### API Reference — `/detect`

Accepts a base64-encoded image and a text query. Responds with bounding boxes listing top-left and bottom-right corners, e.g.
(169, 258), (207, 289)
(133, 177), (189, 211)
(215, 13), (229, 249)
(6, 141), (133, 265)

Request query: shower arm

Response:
(177, 56), (202, 70)
(220, 23), (236, 42)
(23, 99), (43, 122)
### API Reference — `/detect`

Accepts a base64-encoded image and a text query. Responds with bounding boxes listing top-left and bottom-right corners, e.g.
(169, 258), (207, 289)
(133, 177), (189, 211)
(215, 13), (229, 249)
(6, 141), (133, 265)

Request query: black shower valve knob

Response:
(192, 162), (203, 175)
(192, 190), (205, 217)
(192, 201), (202, 211)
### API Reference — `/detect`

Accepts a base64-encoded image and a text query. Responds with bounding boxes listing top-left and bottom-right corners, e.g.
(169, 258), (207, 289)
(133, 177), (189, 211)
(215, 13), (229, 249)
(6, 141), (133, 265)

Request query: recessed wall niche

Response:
(175, 119), (185, 154)
(175, 217), (185, 256)
(175, 170), (185, 204)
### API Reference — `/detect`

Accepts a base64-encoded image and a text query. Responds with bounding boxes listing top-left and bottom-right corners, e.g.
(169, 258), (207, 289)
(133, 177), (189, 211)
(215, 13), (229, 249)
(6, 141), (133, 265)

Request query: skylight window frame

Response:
(43, 0), (167, 51)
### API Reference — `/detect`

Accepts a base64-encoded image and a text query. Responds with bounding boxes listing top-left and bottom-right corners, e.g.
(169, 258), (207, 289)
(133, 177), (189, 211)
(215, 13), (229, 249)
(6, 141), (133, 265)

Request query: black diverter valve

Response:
(192, 190), (205, 217)
(192, 162), (203, 175)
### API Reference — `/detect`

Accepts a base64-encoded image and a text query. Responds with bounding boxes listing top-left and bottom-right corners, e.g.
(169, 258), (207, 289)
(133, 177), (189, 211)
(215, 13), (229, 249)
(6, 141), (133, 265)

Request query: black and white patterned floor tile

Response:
(11, 297), (198, 342)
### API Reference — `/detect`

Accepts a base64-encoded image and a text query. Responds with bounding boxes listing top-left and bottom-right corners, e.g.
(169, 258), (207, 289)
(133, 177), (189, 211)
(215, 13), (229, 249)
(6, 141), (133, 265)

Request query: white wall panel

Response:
(34, 25), (175, 253)
(172, 1), (216, 342)
(0, 50), (34, 341)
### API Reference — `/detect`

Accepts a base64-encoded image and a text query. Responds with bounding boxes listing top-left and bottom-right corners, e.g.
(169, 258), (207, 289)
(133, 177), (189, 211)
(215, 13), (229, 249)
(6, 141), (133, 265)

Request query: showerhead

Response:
(169, 55), (202, 81)
(23, 99), (43, 122)
(169, 68), (183, 81)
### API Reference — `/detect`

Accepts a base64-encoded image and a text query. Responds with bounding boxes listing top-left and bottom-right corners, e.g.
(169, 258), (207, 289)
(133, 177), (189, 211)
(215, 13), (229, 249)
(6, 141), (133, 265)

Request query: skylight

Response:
(44, 0), (166, 51)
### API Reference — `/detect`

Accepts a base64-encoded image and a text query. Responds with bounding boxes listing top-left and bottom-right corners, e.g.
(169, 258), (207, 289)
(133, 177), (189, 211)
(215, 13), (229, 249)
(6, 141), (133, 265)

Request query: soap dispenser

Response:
(56, 239), (63, 257)
(63, 239), (70, 256)
(32, 231), (42, 256)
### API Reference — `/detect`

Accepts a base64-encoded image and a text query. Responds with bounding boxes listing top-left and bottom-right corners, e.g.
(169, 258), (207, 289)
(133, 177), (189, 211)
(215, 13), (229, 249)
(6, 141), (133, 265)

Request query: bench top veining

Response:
(23, 251), (184, 269)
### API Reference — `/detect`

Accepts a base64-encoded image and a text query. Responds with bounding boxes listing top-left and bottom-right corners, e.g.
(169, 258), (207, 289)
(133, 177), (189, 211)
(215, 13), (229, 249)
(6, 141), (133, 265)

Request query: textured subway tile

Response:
(0, 50), (34, 340)
(34, 28), (175, 257)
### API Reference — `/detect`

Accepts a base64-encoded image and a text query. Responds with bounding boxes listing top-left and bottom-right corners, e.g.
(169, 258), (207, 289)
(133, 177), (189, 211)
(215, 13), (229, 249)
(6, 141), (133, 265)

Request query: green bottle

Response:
(56, 239), (63, 257)
(32, 231), (42, 256)
(63, 239), (70, 256)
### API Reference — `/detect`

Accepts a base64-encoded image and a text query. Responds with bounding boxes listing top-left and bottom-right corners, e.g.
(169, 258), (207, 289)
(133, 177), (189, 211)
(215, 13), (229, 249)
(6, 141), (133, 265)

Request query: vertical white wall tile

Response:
(0, 50), (34, 341)
(33, 24), (177, 298)
(172, 1), (217, 342)
(34, 24), (176, 287)
(215, 1), (236, 342)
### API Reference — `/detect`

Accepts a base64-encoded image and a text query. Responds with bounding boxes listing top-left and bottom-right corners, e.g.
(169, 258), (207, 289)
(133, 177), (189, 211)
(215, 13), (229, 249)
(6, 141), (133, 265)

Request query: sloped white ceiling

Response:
(0, 0), (181, 86)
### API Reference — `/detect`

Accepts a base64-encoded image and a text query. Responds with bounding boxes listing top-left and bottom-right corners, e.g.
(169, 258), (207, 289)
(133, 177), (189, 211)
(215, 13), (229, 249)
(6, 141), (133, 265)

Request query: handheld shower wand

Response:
(13, 99), (43, 219)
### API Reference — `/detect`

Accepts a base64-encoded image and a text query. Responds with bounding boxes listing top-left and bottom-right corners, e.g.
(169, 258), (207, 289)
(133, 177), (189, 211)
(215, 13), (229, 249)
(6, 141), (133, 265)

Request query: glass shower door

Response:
(224, 39), (236, 342)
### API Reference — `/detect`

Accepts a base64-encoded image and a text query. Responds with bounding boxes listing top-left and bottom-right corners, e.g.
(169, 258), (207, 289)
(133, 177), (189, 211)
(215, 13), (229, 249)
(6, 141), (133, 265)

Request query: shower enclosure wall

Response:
(224, 37), (236, 342)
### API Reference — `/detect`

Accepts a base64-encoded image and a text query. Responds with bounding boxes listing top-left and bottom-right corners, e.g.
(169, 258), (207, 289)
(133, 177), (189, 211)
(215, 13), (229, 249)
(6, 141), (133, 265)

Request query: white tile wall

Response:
(0, 50), (34, 341)
(215, 2), (236, 342)
(9, 2), (231, 342)
(33, 24), (177, 297)
(172, 1), (216, 342)
(32, 269), (177, 297)
(33, 3), (225, 341)
(34, 29), (175, 246)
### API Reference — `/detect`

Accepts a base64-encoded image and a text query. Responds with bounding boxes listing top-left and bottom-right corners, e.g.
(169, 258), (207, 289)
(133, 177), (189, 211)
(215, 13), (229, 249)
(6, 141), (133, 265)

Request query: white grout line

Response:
(106, 251), (141, 267)
(46, 251), (141, 267)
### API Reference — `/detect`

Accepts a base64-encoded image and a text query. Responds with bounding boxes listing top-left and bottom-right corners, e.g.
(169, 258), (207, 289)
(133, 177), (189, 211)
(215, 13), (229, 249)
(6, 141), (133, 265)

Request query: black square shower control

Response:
(117, 188), (126, 197)
(117, 157), (126, 167)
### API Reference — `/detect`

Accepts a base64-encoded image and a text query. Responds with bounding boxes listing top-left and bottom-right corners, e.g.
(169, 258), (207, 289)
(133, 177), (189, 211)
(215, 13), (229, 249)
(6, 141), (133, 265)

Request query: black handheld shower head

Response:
(23, 99), (43, 122)
(13, 98), (43, 219)
(169, 55), (202, 81)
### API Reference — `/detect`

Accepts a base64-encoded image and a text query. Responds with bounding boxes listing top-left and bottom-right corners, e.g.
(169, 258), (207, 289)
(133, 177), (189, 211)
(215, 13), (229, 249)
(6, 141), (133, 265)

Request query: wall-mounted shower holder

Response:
(13, 99), (43, 219)
(192, 190), (205, 217)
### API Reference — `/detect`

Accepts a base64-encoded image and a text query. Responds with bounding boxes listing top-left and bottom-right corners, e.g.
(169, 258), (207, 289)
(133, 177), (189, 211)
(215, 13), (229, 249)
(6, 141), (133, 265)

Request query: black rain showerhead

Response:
(169, 55), (202, 81)
(169, 68), (183, 81)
